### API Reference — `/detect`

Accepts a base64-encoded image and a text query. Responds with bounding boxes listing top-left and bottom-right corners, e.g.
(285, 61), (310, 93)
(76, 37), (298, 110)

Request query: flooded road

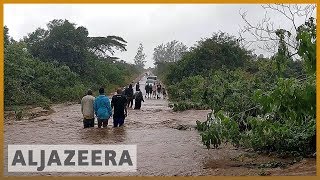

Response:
(4, 75), (316, 176)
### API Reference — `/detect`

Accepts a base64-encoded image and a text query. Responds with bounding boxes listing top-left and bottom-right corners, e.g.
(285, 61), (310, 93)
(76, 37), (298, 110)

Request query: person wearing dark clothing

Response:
(111, 89), (128, 127)
(121, 87), (126, 95)
(124, 84), (134, 108)
(156, 84), (162, 99)
(145, 84), (150, 98)
(134, 89), (144, 109)
(162, 87), (167, 99)
(148, 84), (153, 98)
(136, 82), (140, 91)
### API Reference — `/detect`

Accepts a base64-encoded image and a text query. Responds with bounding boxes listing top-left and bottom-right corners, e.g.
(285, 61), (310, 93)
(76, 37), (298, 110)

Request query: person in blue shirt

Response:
(94, 87), (112, 128)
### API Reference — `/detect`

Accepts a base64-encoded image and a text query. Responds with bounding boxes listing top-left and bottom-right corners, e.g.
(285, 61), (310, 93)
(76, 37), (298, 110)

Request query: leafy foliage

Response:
(23, 19), (128, 73)
(5, 42), (84, 106)
(88, 36), (127, 58)
(162, 19), (316, 156)
(296, 17), (316, 74)
(4, 25), (10, 47)
(153, 40), (188, 64)
(165, 32), (252, 84)
(196, 76), (315, 156)
(134, 43), (146, 69)
(4, 20), (141, 108)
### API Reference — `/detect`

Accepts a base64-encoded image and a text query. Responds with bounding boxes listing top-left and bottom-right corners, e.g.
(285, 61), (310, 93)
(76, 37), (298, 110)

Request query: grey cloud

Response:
(4, 4), (315, 68)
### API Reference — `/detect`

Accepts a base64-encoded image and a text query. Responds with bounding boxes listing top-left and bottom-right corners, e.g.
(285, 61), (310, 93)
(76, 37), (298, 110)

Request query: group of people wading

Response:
(145, 82), (166, 99)
(80, 80), (147, 129)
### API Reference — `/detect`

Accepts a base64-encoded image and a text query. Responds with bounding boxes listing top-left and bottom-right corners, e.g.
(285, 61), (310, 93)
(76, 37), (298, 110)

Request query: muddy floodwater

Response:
(4, 76), (316, 176)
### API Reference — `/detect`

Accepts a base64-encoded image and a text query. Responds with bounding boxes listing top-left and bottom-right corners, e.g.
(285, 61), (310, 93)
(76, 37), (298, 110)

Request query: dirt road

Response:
(4, 75), (316, 176)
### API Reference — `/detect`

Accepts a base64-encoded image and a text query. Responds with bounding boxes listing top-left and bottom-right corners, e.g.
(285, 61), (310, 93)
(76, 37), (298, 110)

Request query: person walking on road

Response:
(162, 87), (167, 99)
(152, 82), (157, 99)
(136, 82), (140, 91)
(157, 83), (162, 99)
(81, 89), (95, 128)
(125, 84), (134, 108)
(94, 87), (112, 128)
(148, 83), (153, 98)
(145, 83), (150, 98)
(111, 88), (128, 127)
(134, 89), (144, 109)
(122, 87), (126, 95)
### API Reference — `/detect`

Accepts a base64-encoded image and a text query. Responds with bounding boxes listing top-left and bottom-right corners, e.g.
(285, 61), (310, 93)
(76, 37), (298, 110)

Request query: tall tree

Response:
(4, 26), (10, 48)
(88, 35), (127, 58)
(153, 40), (188, 65)
(23, 19), (127, 73)
(45, 20), (88, 73)
(296, 17), (316, 75)
(134, 43), (146, 69)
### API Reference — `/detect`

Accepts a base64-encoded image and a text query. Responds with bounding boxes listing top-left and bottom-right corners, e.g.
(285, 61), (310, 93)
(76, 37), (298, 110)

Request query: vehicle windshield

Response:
(147, 76), (157, 80)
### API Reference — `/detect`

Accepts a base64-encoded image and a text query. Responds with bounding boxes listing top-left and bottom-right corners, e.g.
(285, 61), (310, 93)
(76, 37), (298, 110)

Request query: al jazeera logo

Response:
(8, 145), (137, 172)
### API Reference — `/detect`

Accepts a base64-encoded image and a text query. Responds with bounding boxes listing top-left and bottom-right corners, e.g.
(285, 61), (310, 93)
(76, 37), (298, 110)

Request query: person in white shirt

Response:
(81, 89), (95, 128)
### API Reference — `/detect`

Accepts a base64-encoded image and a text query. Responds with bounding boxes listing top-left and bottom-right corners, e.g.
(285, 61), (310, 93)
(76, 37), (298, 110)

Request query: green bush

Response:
(172, 101), (209, 112)
(172, 23), (315, 156)
(4, 42), (86, 106)
(168, 75), (206, 102)
(196, 77), (316, 156)
(4, 42), (140, 107)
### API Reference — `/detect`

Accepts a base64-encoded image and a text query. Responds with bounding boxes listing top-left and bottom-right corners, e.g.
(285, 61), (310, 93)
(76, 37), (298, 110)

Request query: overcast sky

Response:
(4, 4), (316, 68)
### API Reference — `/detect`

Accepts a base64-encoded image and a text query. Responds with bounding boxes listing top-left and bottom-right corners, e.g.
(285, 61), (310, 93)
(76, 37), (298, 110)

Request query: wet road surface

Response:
(4, 76), (316, 176)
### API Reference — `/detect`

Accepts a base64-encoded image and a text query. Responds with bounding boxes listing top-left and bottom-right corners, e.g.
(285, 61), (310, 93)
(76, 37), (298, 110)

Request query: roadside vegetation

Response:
(4, 19), (141, 109)
(153, 5), (316, 156)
